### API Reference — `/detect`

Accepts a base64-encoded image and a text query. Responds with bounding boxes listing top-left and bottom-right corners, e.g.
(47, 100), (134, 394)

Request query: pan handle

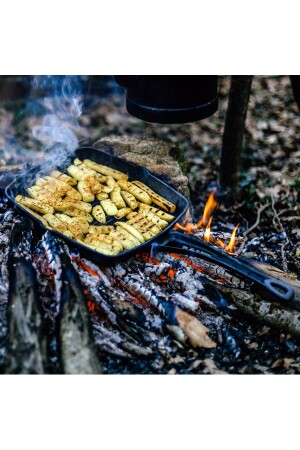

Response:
(263, 279), (294, 302)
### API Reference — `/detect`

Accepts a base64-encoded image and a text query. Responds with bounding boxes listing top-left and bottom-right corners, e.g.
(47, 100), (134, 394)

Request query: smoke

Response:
(32, 75), (85, 154)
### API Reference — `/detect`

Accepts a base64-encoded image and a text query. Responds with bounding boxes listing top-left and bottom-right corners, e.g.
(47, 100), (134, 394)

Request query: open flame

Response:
(174, 190), (239, 254)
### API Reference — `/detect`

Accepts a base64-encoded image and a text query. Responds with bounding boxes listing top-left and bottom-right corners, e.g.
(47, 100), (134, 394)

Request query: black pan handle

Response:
(263, 278), (294, 302)
(155, 232), (295, 306)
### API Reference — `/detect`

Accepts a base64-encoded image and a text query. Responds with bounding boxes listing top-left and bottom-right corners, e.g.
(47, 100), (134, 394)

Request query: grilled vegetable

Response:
(110, 229), (140, 249)
(120, 191), (138, 210)
(92, 205), (106, 223)
(76, 239), (117, 256)
(110, 187), (126, 209)
(83, 159), (128, 180)
(114, 207), (132, 219)
(100, 199), (118, 216)
(88, 225), (114, 235)
(96, 192), (109, 201)
(49, 170), (77, 186)
(61, 207), (93, 223)
(15, 195), (54, 215)
(132, 180), (176, 212)
(52, 199), (92, 213)
(55, 214), (90, 234)
(43, 176), (82, 200)
(138, 203), (175, 222)
(77, 180), (95, 203)
(43, 214), (68, 233)
(84, 234), (123, 254)
(117, 179), (152, 204)
(115, 222), (145, 243)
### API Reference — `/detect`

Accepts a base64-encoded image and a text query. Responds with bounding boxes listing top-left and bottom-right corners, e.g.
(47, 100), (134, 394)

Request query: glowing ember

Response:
(225, 224), (239, 253)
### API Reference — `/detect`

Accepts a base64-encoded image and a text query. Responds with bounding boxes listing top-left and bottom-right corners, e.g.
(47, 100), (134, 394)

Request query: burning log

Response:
(41, 233), (102, 374)
(170, 251), (300, 339)
(4, 216), (47, 374)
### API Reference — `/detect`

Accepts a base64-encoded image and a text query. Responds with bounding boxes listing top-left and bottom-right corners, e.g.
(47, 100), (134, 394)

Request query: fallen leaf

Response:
(175, 307), (216, 349)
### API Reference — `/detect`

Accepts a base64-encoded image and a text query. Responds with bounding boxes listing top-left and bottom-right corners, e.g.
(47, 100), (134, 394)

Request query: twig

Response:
(271, 195), (290, 272)
(236, 202), (272, 255)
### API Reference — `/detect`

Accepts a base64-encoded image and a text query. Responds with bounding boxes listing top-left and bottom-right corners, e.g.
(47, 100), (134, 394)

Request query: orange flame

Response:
(196, 191), (218, 229)
(225, 224), (239, 253)
(204, 217), (213, 242)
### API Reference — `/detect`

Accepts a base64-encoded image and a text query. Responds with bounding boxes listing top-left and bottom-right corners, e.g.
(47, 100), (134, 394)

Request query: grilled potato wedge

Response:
(49, 170), (77, 186)
(120, 191), (138, 209)
(84, 234), (123, 254)
(137, 209), (168, 229)
(100, 199), (118, 216)
(76, 239), (117, 256)
(92, 205), (106, 223)
(55, 214), (90, 234)
(88, 225), (114, 235)
(117, 179), (152, 204)
(15, 195), (54, 215)
(77, 180), (95, 203)
(132, 180), (176, 212)
(110, 187), (126, 209)
(61, 208), (93, 223)
(138, 203), (175, 222)
(53, 199), (92, 213)
(115, 222), (145, 243)
(83, 159), (128, 180)
(43, 214), (68, 233)
(110, 229), (139, 249)
(43, 176), (82, 200)
(96, 192), (109, 201)
(114, 207), (132, 219)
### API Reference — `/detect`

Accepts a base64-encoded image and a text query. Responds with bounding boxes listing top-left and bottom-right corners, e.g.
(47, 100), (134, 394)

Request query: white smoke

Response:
(32, 76), (84, 154)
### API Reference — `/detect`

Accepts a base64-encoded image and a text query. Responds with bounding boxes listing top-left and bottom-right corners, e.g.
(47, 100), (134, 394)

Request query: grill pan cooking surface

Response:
(5, 146), (189, 264)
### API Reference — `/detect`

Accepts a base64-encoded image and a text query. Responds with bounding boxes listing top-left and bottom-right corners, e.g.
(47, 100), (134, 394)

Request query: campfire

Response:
(1, 157), (300, 375)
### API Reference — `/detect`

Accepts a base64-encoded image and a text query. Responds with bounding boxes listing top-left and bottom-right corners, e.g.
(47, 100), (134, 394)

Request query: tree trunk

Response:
(220, 75), (253, 198)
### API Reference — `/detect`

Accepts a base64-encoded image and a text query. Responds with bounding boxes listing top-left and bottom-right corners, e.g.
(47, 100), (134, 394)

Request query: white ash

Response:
(81, 258), (111, 287)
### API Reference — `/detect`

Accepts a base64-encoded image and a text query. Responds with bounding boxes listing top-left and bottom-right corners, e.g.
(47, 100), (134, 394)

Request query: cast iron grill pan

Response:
(5, 146), (189, 264)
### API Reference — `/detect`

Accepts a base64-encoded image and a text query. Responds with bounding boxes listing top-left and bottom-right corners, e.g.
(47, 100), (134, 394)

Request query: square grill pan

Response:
(5, 146), (189, 264)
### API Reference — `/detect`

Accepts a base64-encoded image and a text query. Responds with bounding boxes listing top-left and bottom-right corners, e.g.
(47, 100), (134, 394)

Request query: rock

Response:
(93, 135), (190, 199)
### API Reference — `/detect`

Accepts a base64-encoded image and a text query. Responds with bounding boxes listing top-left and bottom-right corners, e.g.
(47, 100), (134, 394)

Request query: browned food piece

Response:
(33, 180), (66, 199)
(100, 199), (118, 216)
(96, 192), (109, 201)
(43, 214), (68, 233)
(27, 187), (57, 204)
(120, 191), (138, 210)
(52, 199), (92, 213)
(77, 180), (95, 203)
(88, 225), (114, 235)
(83, 159), (128, 181)
(15, 195), (54, 215)
(114, 207), (132, 219)
(138, 203), (175, 222)
(117, 179), (152, 205)
(115, 222), (145, 243)
(15, 204), (49, 228)
(43, 176), (82, 200)
(110, 229), (140, 250)
(75, 239), (117, 256)
(55, 214), (90, 234)
(92, 205), (106, 223)
(136, 209), (168, 229)
(131, 180), (176, 213)
(106, 176), (117, 189)
(49, 170), (77, 186)
(84, 176), (112, 194)
(61, 207), (93, 223)
(110, 187), (126, 209)
(127, 217), (162, 235)
(84, 234), (123, 254)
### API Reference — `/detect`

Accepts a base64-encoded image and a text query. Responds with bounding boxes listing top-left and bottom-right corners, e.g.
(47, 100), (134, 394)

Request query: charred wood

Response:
(42, 233), (102, 374)
(4, 217), (47, 374)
